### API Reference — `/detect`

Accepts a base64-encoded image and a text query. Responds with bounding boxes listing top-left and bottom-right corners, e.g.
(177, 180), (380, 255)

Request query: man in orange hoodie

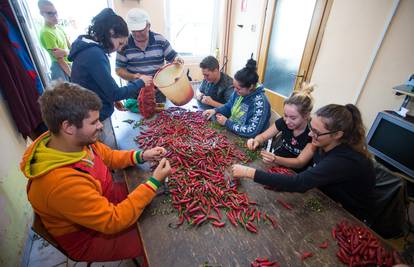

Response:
(20, 81), (171, 262)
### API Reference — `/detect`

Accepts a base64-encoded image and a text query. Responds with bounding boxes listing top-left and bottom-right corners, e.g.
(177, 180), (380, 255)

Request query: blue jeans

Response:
(50, 61), (70, 81)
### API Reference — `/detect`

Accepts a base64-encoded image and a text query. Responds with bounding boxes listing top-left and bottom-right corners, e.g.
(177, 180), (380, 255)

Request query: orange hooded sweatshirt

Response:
(20, 131), (159, 237)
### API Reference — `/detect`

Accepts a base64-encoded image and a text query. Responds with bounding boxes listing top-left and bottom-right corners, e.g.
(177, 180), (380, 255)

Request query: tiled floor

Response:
(25, 230), (138, 267)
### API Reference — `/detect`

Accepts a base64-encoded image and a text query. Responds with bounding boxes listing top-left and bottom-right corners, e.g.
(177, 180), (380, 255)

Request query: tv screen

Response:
(367, 111), (414, 178)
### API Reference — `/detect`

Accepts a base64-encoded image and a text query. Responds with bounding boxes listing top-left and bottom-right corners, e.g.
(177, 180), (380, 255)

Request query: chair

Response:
(31, 213), (93, 267)
(31, 213), (141, 267)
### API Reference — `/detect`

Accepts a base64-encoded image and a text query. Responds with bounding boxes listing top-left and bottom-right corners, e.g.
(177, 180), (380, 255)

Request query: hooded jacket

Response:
(20, 131), (159, 237)
(68, 36), (144, 121)
(215, 84), (270, 138)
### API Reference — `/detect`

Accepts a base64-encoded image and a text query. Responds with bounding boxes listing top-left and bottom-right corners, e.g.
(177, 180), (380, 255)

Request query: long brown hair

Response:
(315, 104), (371, 158)
(284, 82), (315, 117)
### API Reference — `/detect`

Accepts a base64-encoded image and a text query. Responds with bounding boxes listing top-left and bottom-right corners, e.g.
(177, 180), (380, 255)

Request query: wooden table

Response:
(112, 100), (378, 267)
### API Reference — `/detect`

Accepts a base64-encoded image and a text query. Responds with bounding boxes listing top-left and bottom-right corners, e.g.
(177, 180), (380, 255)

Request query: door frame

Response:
(257, 0), (333, 115)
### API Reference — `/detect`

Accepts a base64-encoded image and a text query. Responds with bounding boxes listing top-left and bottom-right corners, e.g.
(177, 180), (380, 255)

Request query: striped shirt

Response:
(116, 31), (177, 77)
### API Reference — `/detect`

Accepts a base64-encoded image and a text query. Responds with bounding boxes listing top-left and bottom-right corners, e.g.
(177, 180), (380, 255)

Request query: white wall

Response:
(310, 0), (414, 129)
(0, 98), (32, 267)
(356, 0), (414, 128)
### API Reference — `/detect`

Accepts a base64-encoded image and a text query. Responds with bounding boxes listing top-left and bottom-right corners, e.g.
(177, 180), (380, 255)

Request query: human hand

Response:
(202, 109), (216, 120)
(216, 113), (227, 125)
(201, 95), (213, 105)
(114, 101), (126, 111)
(143, 147), (167, 161)
(139, 75), (153, 87)
(196, 92), (204, 101)
(247, 138), (260, 150)
(232, 164), (255, 179)
(51, 48), (67, 59)
(152, 158), (171, 182)
(261, 150), (276, 164)
(173, 57), (184, 65)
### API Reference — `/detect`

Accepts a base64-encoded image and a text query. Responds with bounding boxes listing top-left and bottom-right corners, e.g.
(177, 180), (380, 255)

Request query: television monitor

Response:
(366, 111), (414, 178)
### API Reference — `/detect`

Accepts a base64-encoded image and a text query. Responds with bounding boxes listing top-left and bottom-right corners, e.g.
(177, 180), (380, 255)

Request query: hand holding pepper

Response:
(247, 137), (261, 150)
(261, 150), (277, 164)
(143, 147), (167, 161)
(201, 95), (213, 105)
(152, 158), (171, 182)
(196, 91), (204, 101)
(202, 109), (216, 120)
(216, 113), (227, 125)
(232, 164), (255, 179)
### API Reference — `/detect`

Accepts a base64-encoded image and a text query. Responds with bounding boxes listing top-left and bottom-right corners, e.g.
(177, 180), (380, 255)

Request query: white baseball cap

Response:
(126, 8), (150, 31)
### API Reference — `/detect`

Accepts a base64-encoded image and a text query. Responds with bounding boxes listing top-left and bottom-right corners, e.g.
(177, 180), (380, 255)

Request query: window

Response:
(165, 0), (219, 58)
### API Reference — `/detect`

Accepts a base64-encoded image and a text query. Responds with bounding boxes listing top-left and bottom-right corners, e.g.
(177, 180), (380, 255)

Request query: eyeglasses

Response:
(308, 121), (338, 139)
(44, 11), (57, 17)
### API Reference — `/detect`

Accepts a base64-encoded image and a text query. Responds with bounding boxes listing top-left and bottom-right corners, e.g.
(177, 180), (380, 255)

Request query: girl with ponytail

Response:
(233, 104), (376, 224)
(203, 58), (271, 138)
(247, 82), (316, 171)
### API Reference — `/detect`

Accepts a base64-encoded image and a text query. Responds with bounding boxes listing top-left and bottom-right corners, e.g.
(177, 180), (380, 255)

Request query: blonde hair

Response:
(284, 82), (315, 116)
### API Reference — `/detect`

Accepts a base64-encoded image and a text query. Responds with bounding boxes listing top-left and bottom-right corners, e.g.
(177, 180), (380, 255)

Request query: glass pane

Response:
(263, 0), (316, 97)
(167, 0), (217, 57)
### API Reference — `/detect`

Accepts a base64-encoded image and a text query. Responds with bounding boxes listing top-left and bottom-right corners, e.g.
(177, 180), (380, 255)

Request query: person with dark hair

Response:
(203, 58), (271, 138)
(232, 104), (376, 224)
(196, 56), (234, 108)
(68, 8), (151, 148)
(20, 81), (171, 262)
(115, 8), (183, 103)
(38, 0), (71, 81)
(247, 82), (316, 172)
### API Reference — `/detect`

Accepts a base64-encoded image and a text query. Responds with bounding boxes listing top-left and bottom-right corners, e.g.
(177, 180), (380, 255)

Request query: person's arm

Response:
(265, 143), (316, 169)
(47, 159), (170, 234)
(162, 38), (178, 63)
(94, 142), (166, 169)
(225, 94), (271, 138)
(115, 67), (141, 81)
(87, 48), (144, 102)
(56, 57), (71, 77)
(215, 92), (236, 117)
(253, 153), (352, 192)
(201, 96), (223, 108)
(247, 123), (279, 150)
(255, 124), (279, 145)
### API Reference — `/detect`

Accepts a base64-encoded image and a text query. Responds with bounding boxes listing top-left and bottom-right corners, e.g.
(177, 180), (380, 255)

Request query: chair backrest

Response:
(370, 161), (408, 238)
(32, 213), (62, 252)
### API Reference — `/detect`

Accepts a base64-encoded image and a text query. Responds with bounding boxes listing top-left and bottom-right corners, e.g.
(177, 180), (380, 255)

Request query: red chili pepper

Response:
(276, 199), (293, 210)
(211, 221), (225, 228)
(300, 251), (313, 261)
(319, 241), (328, 249)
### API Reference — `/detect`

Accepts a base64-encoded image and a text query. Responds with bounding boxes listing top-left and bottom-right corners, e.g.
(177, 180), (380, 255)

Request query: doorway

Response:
(258, 0), (333, 114)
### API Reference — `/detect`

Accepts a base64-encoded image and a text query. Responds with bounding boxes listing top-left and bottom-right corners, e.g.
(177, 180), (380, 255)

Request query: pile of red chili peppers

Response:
(136, 107), (277, 233)
(137, 84), (156, 118)
(333, 221), (401, 266)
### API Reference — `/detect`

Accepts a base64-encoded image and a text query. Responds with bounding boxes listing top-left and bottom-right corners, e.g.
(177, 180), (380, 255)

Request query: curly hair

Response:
(87, 8), (129, 52)
(39, 82), (102, 134)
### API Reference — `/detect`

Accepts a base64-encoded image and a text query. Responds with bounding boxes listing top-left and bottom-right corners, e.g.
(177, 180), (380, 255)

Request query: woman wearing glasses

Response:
(246, 83), (315, 172)
(233, 104), (376, 224)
